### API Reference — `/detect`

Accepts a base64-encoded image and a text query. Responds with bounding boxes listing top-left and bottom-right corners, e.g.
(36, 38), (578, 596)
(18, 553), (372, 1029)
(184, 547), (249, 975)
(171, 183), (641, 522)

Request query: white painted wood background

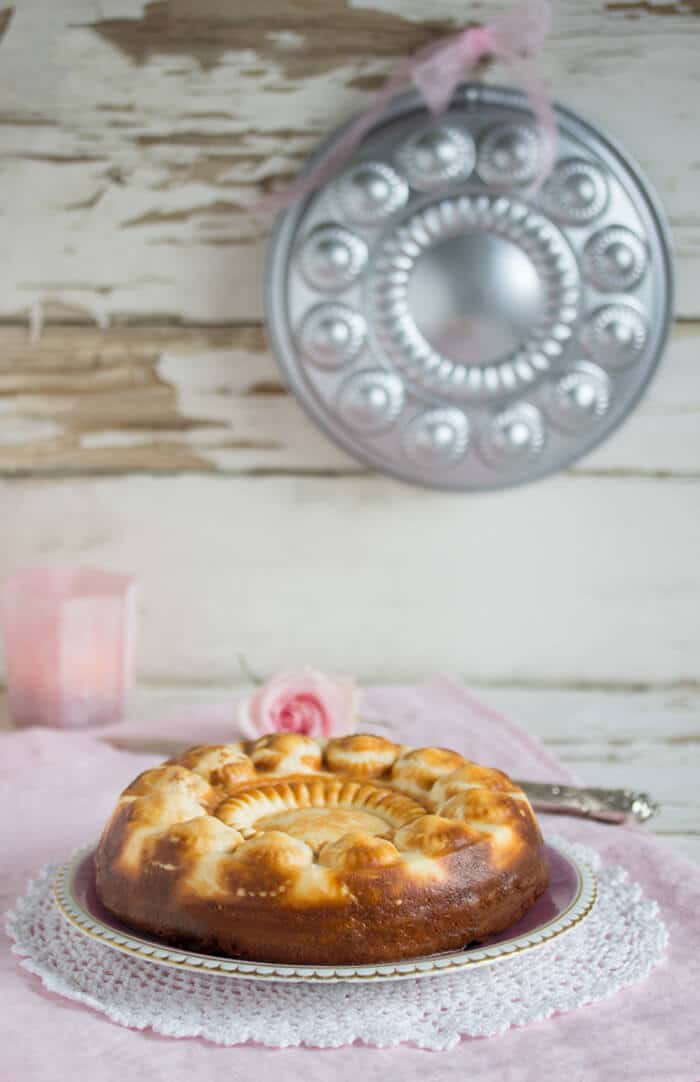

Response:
(0, 1), (698, 858)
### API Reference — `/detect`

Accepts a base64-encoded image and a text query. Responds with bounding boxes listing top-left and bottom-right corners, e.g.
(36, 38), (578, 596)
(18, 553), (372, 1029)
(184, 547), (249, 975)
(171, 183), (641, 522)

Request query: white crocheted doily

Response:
(6, 839), (667, 1051)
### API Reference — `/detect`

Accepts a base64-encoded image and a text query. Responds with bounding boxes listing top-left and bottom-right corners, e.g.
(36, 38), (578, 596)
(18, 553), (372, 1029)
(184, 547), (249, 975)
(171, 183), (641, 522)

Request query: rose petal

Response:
(235, 668), (358, 740)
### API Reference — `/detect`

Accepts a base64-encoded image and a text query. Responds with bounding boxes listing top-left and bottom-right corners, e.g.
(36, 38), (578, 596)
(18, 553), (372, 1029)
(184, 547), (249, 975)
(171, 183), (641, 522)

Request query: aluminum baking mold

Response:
(265, 84), (673, 491)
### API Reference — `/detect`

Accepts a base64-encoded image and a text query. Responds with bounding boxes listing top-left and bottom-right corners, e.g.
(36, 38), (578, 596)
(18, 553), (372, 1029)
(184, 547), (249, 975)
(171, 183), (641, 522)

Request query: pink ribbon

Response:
(254, 1), (556, 213)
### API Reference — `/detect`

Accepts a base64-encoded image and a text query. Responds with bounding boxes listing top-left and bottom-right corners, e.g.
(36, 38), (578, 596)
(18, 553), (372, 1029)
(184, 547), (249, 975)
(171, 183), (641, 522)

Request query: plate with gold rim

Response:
(52, 838), (597, 983)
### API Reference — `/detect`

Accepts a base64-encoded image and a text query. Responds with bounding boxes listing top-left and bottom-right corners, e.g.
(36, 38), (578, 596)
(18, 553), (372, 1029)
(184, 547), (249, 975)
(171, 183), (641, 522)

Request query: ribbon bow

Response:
(256, 1), (556, 212)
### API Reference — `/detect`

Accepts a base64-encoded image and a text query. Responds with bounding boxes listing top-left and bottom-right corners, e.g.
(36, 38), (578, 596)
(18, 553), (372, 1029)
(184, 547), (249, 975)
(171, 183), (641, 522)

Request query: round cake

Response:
(95, 733), (549, 964)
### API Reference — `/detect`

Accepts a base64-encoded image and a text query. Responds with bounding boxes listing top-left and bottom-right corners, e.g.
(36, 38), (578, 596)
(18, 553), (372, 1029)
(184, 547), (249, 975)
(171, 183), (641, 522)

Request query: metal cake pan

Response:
(265, 84), (674, 492)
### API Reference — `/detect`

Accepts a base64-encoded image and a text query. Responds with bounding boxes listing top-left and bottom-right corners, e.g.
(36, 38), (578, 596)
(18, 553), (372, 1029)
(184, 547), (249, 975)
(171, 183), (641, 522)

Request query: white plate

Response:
(53, 838), (597, 983)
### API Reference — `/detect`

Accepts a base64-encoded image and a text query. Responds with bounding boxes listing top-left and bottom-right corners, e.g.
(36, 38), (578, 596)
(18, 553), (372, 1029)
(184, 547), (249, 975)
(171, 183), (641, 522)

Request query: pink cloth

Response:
(2, 679), (699, 1081)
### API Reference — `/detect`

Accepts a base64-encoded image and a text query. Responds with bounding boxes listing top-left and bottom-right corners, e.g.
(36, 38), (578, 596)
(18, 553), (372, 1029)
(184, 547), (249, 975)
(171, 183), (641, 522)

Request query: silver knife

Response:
(100, 735), (658, 825)
(514, 780), (658, 824)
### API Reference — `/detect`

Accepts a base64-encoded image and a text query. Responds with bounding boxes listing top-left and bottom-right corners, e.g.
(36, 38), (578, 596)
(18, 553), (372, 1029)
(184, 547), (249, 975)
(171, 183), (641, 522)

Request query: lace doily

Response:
(5, 839), (667, 1051)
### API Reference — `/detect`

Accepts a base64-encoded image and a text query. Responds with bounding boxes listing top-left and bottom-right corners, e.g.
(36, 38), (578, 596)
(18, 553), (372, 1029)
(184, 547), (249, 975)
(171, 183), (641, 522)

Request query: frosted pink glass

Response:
(0, 566), (137, 728)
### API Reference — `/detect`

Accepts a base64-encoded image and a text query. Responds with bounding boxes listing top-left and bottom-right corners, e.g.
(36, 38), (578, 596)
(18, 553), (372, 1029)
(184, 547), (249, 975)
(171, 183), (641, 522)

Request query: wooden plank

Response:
(0, 471), (697, 685)
(0, 320), (697, 477)
(449, 685), (700, 854)
(478, 683), (700, 742)
(0, 0), (698, 322)
(0, 324), (353, 475)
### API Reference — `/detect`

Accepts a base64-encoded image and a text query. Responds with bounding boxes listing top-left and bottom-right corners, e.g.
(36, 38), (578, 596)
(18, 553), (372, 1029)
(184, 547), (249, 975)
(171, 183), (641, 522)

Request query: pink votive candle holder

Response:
(0, 566), (137, 729)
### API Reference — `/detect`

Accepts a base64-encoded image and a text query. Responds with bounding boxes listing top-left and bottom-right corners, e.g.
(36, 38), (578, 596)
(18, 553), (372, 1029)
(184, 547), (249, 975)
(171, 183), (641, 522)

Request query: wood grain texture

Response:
(0, 7), (697, 723)
(0, 471), (697, 685)
(0, 320), (697, 477)
(0, 324), (349, 474)
(485, 684), (700, 861)
(0, 0), (698, 322)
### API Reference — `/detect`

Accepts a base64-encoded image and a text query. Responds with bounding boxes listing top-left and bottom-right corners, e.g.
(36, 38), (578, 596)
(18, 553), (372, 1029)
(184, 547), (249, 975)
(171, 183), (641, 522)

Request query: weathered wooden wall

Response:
(0, 0), (698, 691)
(1, 322), (699, 477)
(2, 0), (700, 322)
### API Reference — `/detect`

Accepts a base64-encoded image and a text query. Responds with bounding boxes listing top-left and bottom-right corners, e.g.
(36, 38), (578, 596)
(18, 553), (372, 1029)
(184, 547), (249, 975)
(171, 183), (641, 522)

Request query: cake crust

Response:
(95, 733), (549, 964)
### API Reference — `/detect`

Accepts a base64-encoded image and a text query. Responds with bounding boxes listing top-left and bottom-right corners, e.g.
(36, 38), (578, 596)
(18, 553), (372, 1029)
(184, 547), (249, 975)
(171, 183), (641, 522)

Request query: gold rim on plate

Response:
(52, 838), (597, 983)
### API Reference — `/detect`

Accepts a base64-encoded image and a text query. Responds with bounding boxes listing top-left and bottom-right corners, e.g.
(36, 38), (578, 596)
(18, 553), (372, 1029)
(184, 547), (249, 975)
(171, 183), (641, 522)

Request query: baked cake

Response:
(95, 733), (548, 964)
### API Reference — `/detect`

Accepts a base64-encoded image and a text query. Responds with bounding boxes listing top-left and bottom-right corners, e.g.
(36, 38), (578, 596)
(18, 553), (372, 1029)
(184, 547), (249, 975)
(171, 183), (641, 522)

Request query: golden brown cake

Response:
(95, 733), (548, 964)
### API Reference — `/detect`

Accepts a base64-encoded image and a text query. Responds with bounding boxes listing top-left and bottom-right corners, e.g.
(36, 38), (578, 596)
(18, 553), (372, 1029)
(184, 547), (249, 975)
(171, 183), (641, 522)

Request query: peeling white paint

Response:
(0, 0), (698, 321)
(266, 30), (307, 50)
(0, 413), (63, 445)
(79, 430), (158, 450)
(28, 299), (44, 345)
(0, 323), (698, 474)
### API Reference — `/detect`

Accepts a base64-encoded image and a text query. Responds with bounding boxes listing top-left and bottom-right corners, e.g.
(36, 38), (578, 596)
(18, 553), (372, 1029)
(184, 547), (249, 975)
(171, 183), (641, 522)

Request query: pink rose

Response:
(238, 668), (358, 740)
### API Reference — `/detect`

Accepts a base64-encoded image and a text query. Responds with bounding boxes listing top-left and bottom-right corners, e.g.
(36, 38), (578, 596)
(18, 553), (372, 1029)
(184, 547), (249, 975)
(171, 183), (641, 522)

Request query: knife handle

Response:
(518, 781), (659, 824)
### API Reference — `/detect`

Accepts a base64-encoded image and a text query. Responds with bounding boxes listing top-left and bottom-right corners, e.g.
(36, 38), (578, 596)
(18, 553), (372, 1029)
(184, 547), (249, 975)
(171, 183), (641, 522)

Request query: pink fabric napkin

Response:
(2, 679), (699, 1081)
